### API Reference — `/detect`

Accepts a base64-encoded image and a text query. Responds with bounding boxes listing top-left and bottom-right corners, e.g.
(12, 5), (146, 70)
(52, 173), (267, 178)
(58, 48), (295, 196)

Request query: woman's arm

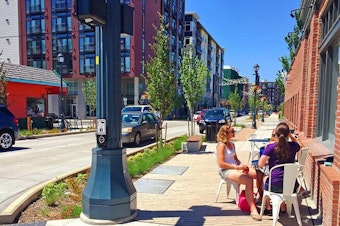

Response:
(289, 133), (303, 148)
(258, 155), (269, 167)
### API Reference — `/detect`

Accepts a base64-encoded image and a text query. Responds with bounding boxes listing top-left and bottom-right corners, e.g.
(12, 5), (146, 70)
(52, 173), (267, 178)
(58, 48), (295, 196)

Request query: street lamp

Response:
(252, 64), (259, 129)
(57, 53), (65, 132)
(261, 85), (267, 122)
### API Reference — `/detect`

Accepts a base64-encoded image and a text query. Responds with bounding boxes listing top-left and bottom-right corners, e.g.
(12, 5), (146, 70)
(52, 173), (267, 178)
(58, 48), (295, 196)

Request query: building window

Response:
(27, 98), (45, 117)
(317, 44), (339, 146)
(67, 81), (78, 95)
(80, 55), (95, 74)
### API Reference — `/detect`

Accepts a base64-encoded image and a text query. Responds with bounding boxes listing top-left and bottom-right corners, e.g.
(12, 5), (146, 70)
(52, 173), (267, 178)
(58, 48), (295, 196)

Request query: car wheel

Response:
(0, 130), (14, 150)
(134, 132), (141, 146)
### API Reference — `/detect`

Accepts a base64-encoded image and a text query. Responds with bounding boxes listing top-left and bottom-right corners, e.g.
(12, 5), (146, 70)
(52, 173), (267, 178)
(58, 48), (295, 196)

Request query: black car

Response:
(0, 105), (19, 150)
(198, 107), (232, 134)
(46, 113), (59, 123)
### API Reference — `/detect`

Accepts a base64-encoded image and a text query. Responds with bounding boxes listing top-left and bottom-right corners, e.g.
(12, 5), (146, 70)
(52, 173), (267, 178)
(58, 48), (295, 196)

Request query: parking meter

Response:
(96, 119), (107, 147)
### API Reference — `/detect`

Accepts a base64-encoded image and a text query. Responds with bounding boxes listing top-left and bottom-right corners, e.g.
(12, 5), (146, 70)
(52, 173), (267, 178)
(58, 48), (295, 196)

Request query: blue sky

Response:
(185, 0), (301, 83)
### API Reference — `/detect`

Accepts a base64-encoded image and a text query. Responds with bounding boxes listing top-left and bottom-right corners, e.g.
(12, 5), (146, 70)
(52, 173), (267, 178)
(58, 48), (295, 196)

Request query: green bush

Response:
(42, 182), (67, 206)
(127, 136), (185, 177)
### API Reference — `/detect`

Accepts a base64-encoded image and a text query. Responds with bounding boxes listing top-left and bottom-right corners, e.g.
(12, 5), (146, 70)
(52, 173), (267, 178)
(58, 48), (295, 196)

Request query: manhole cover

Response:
(149, 165), (188, 175)
(134, 178), (174, 194)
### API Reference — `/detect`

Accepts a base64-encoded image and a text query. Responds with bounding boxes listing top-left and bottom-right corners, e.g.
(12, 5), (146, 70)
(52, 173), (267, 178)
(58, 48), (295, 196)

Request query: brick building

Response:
(284, 0), (340, 225)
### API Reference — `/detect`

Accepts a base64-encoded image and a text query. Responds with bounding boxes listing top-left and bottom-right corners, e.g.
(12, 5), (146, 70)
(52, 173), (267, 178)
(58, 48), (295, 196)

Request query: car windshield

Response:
(122, 106), (142, 112)
(122, 114), (140, 123)
(205, 110), (224, 118)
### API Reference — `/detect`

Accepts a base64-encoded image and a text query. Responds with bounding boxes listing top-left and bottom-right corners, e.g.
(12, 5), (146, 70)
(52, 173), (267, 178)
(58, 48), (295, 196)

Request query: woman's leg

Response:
(227, 170), (261, 219)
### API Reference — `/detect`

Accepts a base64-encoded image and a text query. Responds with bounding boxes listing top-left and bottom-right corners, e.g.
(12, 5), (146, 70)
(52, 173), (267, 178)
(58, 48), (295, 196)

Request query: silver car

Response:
(121, 111), (161, 146)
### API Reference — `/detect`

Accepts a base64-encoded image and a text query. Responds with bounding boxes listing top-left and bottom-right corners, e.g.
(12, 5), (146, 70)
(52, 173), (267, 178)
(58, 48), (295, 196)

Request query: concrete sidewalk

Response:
(13, 114), (321, 226)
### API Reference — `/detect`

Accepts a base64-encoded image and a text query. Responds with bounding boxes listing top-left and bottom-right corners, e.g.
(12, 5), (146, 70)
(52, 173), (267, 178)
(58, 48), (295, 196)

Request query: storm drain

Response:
(134, 178), (174, 194)
(149, 165), (189, 175)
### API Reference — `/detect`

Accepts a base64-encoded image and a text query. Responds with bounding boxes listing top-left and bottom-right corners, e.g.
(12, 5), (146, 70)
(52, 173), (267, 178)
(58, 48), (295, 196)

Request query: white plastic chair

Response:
(260, 163), (302, 226)
(214, 150), (240, 203)
(296, 147), (310, 193)
(248, 133), (259, 163)
(215, 176), (240, 204)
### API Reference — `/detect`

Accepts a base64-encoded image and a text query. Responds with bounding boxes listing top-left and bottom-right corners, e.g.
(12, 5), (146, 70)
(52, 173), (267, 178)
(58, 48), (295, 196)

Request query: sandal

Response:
(250, 213), (262, 221)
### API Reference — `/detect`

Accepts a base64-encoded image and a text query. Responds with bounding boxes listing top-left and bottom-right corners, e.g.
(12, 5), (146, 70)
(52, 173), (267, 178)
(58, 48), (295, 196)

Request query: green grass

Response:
(127, 136), (187, 177)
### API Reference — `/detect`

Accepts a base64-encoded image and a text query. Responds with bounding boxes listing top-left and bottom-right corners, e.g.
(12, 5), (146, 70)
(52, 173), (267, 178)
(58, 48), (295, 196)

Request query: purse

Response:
(238, 190), (251, 212)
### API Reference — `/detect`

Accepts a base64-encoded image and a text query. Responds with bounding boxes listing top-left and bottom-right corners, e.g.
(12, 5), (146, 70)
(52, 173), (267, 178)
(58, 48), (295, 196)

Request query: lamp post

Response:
(252, 64), (259, 129)
(57, 53), (65, 132)
(261, 85), (266, 122)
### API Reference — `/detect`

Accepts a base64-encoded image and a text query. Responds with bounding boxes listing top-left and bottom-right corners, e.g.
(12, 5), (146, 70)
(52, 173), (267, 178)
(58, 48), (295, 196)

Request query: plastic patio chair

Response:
(214, 150), (240, 203)
(260, 163), (303, 226)
(215, 175), (240, 204)
(296, 147), (310, 193)
(248, 133), (258, 163)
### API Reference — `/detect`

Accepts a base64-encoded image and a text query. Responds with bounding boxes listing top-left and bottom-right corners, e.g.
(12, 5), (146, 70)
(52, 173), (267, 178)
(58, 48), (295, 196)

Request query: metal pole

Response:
(261, 99), (265, 122)
(252, 90), (257, 129)
(59, 61), (65, 132)
(81, 0), (136, 223)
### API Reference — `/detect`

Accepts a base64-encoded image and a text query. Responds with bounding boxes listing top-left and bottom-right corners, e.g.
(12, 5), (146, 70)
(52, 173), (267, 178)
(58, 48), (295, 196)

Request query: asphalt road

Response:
(0, 120), (198, 214)
(0, 117), (250, 215)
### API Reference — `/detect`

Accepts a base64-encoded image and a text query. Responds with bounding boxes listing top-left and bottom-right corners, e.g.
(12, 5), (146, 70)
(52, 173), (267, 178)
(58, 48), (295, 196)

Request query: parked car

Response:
(196, 108), (208, 124)
(46, 113), (59, 123)
(121, 105), (152, 112)
(193, 111), (201, 120)
(121, 111), (161, 146)
(0, 105), (19, 150)
(198, 108), (232, 134)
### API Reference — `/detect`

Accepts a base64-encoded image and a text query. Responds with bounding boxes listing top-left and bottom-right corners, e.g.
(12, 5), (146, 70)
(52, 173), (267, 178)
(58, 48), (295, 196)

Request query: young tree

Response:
(179, 45), (209, 136)
(0, 56), (8, 106)
(144, 15), (178, 143)
(82, 77), (96, 117)
(229, 88), (242, 125)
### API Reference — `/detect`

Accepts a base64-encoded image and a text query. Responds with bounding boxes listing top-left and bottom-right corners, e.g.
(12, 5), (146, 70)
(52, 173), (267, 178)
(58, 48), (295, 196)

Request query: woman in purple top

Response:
(258, 122), (300, 214)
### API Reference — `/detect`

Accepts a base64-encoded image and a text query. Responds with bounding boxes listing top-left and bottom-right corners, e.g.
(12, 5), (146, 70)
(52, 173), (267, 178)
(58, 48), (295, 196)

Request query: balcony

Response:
(196, 46), (202, 54)
(30, 26), (42, 34)
(28, 5), (42, 14)
(54, 2), (67, 11)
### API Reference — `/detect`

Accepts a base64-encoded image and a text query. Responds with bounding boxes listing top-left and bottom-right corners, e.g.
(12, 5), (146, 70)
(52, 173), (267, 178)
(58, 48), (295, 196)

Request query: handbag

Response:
(237, 190), (251, 212)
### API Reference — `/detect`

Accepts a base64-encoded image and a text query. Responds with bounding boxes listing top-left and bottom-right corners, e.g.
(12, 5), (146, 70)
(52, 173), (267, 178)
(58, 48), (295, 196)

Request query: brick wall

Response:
(285, 1), (340, 225)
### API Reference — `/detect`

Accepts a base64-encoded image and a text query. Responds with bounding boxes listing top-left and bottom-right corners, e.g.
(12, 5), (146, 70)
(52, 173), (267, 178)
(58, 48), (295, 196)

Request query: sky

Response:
(185, 0), (301, 83)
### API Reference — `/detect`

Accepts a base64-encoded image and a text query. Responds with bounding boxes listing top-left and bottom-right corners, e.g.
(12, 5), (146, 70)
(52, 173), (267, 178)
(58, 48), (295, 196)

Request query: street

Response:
(0, 119), (198, 213)
(0, 116), (250, 214)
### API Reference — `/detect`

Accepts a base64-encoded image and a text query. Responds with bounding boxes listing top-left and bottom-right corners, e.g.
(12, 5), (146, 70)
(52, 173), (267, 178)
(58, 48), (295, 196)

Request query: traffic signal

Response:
(75, 0), (106, 27)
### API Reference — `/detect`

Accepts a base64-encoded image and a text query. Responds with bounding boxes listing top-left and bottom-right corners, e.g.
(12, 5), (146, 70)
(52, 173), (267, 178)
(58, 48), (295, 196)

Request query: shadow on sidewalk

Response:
(135, 205), (247, 226)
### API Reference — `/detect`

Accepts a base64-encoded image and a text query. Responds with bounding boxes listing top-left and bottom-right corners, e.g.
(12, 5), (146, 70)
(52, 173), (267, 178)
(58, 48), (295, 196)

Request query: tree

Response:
(81, 77), (96, 117)
(277, 10), (303, 97)
(144, 15), (178, 143)
(229, 88), (242, 125)
(179, 45), (209, 136)
(0, 54), (8, 106)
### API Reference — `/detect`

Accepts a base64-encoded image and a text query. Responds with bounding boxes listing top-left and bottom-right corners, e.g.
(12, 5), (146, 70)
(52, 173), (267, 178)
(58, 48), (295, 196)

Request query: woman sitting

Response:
(215, 124), (262, 221)
(258, 122), (301, 215)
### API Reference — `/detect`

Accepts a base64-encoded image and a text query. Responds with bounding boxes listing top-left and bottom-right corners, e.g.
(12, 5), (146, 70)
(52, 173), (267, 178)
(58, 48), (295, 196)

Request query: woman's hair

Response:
(216, 124), (232, 143)
(274, 122), (290, 162)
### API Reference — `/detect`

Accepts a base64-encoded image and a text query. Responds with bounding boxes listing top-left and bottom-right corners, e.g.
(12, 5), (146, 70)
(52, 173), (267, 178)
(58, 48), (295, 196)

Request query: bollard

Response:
(27, 116), (31, 132)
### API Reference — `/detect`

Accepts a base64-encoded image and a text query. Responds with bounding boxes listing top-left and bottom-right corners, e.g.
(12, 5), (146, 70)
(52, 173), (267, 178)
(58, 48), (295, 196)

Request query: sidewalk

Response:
(13, 114), (320, 226)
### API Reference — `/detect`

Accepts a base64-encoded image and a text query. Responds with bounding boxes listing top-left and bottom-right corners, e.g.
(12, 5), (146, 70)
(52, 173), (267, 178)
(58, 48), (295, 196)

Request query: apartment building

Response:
(184, 12), (224, 109)
(12, 0), (185, 119)
(0, 0), (20, 64)
(259, 81), (283, 111)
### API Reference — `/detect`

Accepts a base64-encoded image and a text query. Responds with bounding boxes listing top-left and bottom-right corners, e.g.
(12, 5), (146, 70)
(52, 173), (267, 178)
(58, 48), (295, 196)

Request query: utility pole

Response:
(75, 0), (136, 223)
